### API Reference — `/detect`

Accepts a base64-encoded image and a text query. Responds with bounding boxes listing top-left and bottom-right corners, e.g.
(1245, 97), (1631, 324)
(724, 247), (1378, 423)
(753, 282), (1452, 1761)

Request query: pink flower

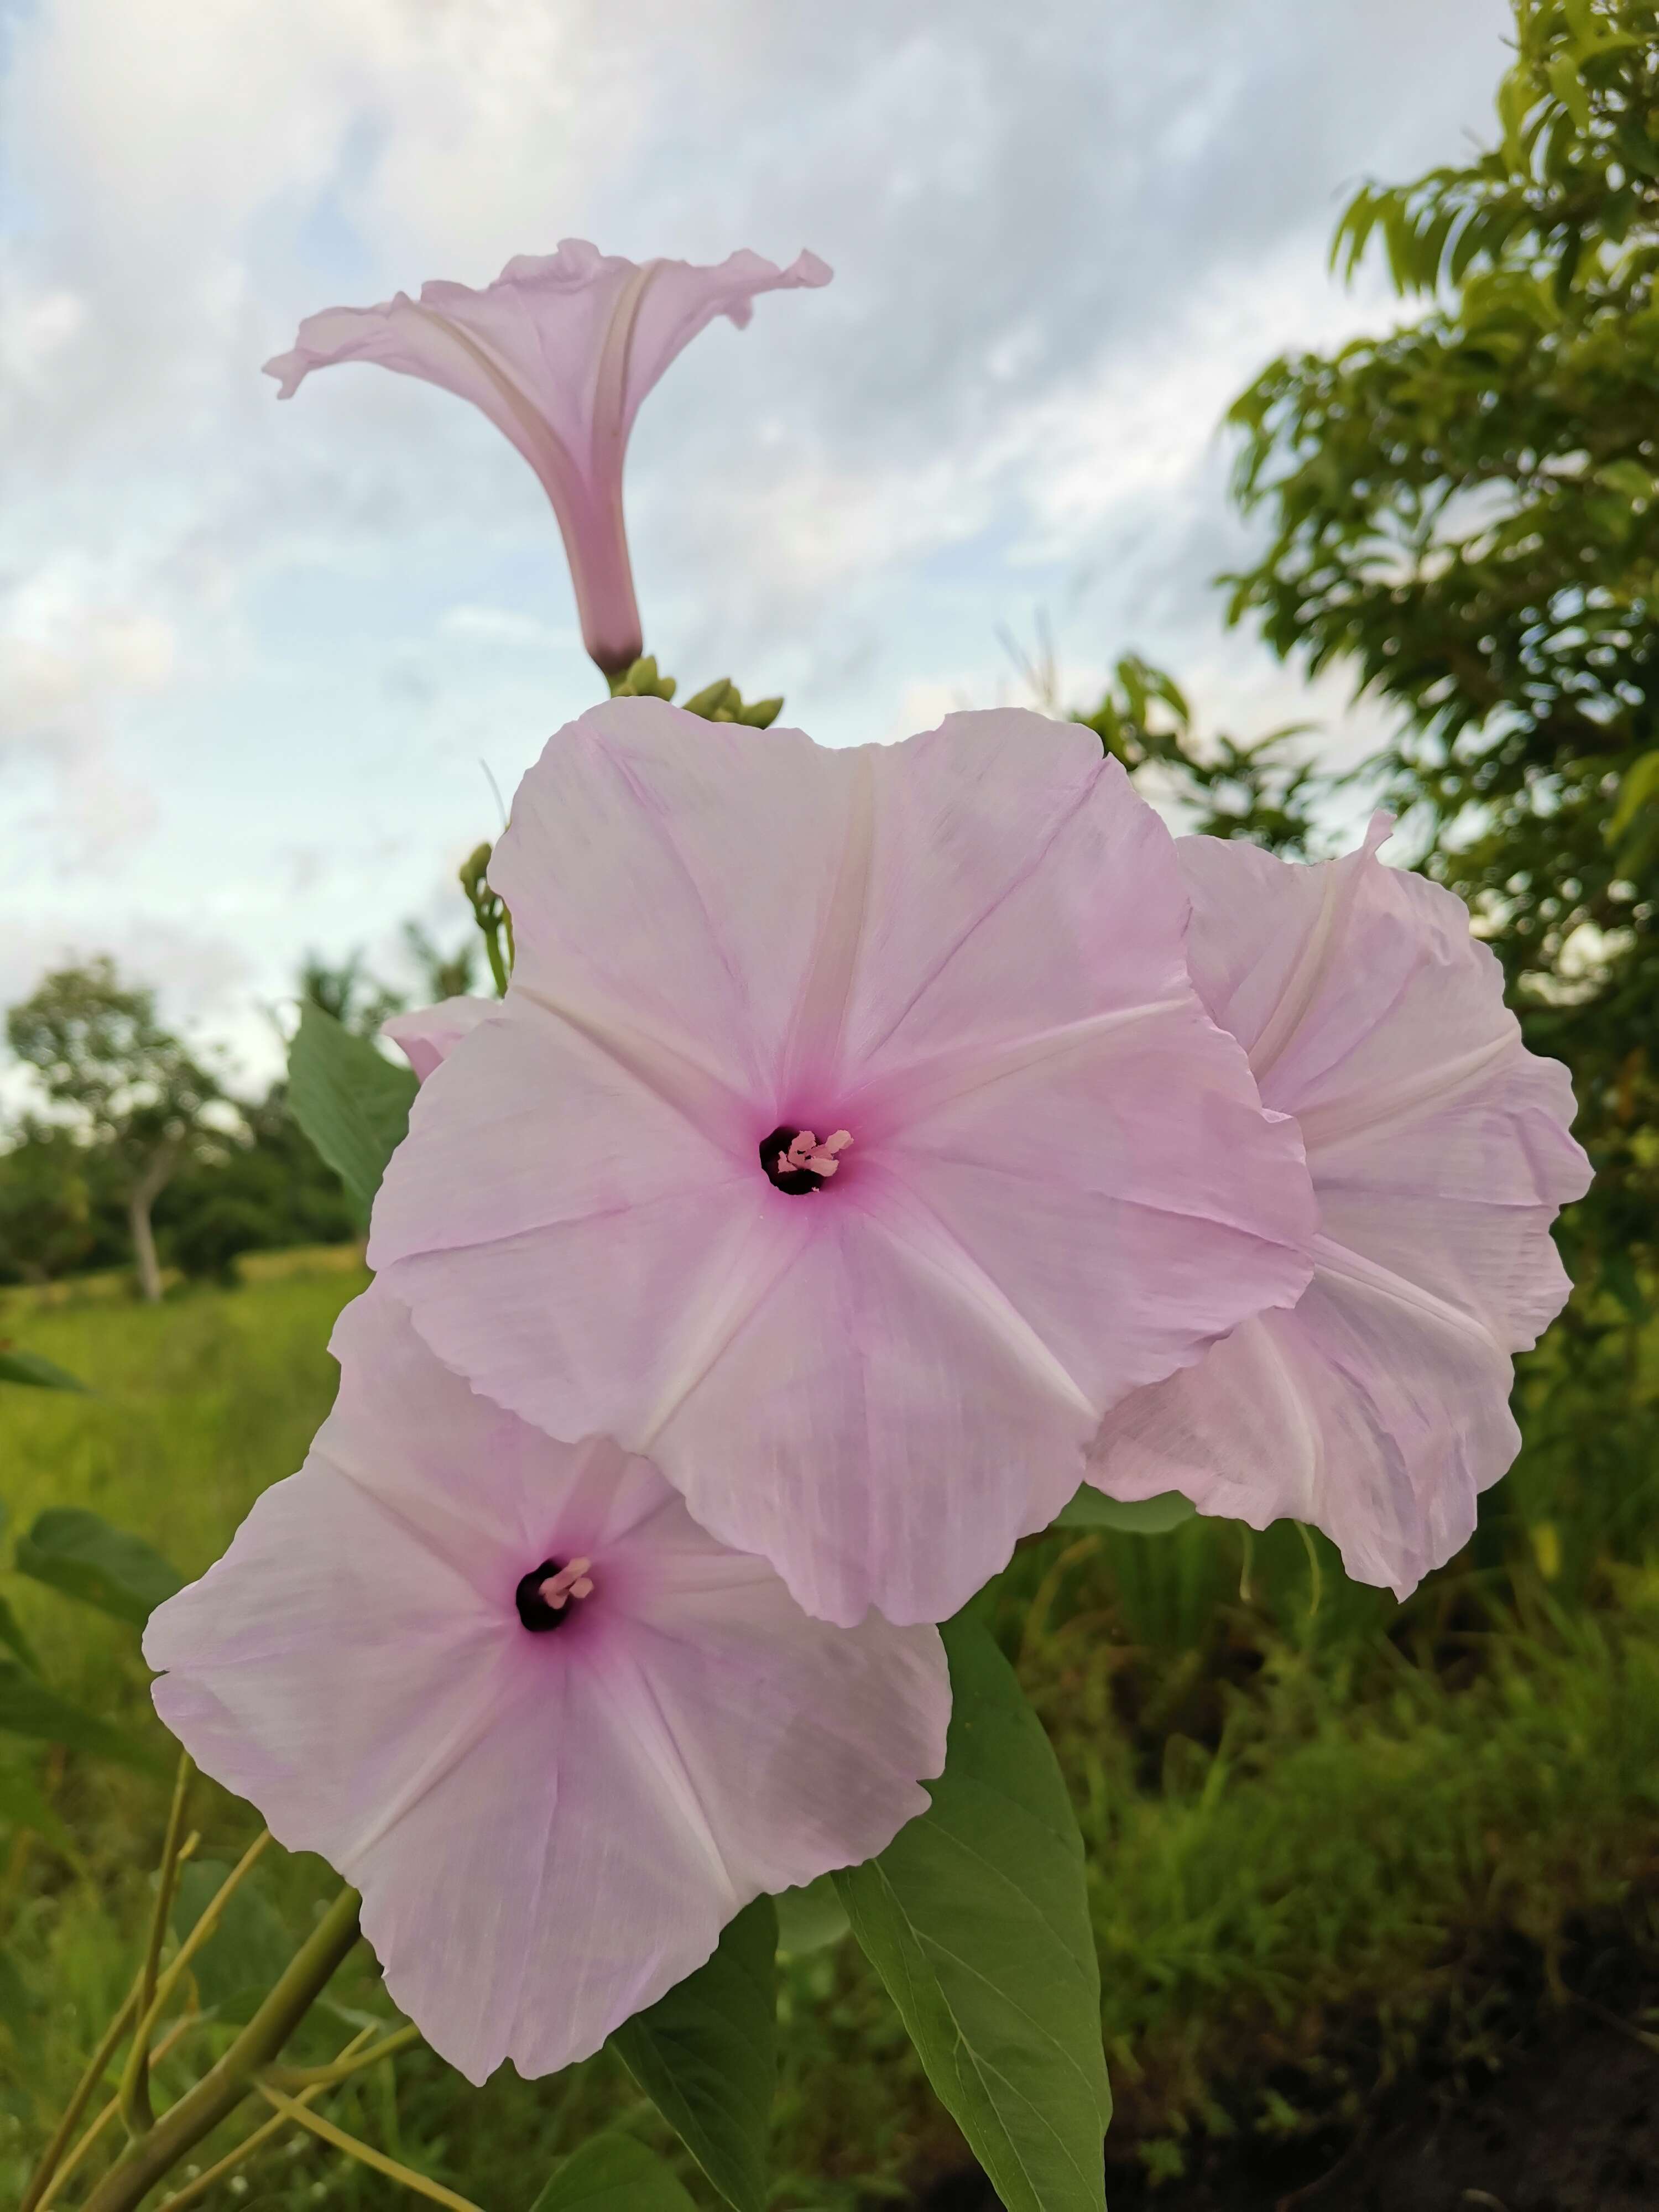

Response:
(264, 241), (831, 676)
(142, 1289), (948, 2085)
(384, 997), (497, 1083)
(1087, 820), (1591, 1598)
(367, 698), (1317, 1627)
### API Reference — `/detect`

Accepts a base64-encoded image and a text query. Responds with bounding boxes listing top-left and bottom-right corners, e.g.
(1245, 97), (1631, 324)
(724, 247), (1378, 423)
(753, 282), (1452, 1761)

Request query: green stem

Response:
(120, 1752), (194, 2136)
(254, 2083), (484, 2211)
(79, 1887), (363, 2212)
(265, 2021), (421, 2091)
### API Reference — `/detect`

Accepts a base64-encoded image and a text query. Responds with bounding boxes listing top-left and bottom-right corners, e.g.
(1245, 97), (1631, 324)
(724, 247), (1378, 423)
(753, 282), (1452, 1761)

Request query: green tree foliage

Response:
(1223, 0), (1659, 1303)
(6, 961), (218, 1303)
(0, 1122), (96, 1286)
(1073, 654), (1327, 857)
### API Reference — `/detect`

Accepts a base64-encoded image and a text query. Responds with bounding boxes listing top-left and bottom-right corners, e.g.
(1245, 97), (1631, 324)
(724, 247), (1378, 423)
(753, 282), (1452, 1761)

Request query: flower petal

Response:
(1089, 830), (1589, 1594)
(383, 997), (500, 1084)
(144, 1291), (946, 2080)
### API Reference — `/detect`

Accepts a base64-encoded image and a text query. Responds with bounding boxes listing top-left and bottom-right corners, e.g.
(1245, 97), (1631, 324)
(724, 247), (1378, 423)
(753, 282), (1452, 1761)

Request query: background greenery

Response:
(4, 3), (1658, 2205)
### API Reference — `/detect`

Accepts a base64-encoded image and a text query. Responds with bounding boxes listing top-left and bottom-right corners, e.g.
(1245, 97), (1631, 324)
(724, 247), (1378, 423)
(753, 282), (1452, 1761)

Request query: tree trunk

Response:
(127, 1147), (178, 1305)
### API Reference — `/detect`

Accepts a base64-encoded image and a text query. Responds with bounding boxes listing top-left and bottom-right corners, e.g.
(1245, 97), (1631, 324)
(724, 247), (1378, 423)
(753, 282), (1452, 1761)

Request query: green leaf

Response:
(286, 1000), (418, 1224)
(15, 1508), (183, 1629)
(773, 1871), (850, 1955)
(0, 1347), (89, 1392)
(0, 1657), (168, 1775)
(527, 2132), (699, 2212)
(0, 1595), (39, 1673)
(1547, 52), (1592, 133)
(611, 1896), (776, 2212)
(1051, 1486), (1195, 1535)
(1594, 460), (1653, 504)
(836, 1613), (1110, 2212)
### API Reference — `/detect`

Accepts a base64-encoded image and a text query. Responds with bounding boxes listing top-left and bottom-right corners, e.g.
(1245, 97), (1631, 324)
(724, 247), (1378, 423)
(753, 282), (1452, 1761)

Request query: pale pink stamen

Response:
(781, 1128), (854, 1181)
(539, 1557), (594, 1610)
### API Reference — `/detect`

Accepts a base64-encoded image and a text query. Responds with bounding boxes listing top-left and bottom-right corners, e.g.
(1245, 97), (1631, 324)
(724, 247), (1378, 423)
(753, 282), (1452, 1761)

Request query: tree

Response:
(1223, 0), (1659, 1300)
(296, 950), (403, 1039)
(1072, 653), (1327, 858)
(0, 1120), (96, 1286)
(6, 959), (217, 1302)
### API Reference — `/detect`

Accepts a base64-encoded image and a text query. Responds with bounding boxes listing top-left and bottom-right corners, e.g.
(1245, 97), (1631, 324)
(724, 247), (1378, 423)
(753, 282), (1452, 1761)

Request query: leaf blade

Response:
(836, 1613), (1109, 2212)
(526, 2132), (699, 2212)
(286, 1001), (418, 1224)
(0, 1658), (169, 1775)
(15, 1508), (184, 1629)
(1051, 1487), (1196, 1535)
(611, 1896), (777, 2212)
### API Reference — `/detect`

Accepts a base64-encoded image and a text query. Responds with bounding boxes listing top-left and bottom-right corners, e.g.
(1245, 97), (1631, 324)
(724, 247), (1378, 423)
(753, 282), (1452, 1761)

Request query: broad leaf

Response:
(611, 1896), (776, 2212)
(773, 1871), (849, 1955)
(0, 1346), (88, 1392)
(1052, 1486), (1195, 1535)
(15, 1508), (183, 1629)
(286, 1000), (418, 1224)
(0, 1658), (168, 1775)
(836, 1613), (1110, 2212)
(527, 2132), (698, 2212)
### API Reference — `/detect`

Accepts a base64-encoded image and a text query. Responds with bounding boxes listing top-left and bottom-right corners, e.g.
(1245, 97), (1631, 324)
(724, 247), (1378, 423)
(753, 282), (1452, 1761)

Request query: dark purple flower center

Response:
(759, 1124), (854, 1195)
(515, 1556), (593, 1632)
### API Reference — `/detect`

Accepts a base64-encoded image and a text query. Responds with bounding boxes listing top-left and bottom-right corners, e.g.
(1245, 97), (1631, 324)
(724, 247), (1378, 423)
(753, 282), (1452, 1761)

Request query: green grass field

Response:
(3, 1258), (1657, 2206)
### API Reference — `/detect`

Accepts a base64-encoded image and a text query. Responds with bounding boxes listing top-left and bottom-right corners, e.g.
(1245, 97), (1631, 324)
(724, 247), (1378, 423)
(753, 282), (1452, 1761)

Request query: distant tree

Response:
(0, 1120), (96, 1285)
(1223, 0), (1659, 1299)
(6, 958), (217, 1302)
(402, 921), (478, 1004)
(296, 950), (403, 1039)
(1072, 654), (1328, 858)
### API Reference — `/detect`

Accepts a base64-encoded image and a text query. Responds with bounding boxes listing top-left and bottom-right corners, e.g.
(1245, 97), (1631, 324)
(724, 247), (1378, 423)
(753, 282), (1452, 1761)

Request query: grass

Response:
(2, 1257), (1657, 2205)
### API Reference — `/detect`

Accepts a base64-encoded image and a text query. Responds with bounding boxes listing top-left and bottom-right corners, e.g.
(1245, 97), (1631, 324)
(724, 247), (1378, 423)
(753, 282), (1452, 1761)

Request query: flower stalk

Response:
(77, 1886), (363, 2212)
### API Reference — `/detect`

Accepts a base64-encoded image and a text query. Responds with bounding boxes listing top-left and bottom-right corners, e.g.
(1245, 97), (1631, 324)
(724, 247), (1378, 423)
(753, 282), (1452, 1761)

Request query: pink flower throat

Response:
(759, 1125), (853, 1196)
(515, 1556), (594, 1633)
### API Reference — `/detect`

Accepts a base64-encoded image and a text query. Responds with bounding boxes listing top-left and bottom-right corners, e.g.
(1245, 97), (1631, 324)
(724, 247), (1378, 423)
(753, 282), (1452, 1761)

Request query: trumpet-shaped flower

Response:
(143, 1289), (948, 2085)
(1087, 821), (1591, 1597)
(264, 241), (831, 675)
(368, 698), (1317, 1627)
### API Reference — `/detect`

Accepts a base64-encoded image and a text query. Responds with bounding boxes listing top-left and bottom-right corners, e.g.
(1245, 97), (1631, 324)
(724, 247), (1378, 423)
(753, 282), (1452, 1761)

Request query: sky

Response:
(1, 0), (1515, 1093)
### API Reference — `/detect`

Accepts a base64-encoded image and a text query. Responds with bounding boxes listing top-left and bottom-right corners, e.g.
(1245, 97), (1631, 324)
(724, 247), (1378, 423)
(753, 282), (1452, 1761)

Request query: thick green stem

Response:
(79, 1887), (362, 2212)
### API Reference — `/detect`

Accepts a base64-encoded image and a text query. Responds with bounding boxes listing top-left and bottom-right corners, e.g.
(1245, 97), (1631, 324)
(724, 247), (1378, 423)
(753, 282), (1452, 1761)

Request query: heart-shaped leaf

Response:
(527, 2132), (698, 2212)
(836, 1612), (1110, 2212)
(611, 1895), (776, 2212)
(15, 1509), (183, 1629)
(286, 1000), (418, 1224)
(0, 1658), (168, 1775)
(1051, 1486), (1195, 1535)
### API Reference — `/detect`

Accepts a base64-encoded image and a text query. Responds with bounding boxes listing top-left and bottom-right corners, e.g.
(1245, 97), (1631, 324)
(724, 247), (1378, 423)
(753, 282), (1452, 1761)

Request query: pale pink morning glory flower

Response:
(264, 241), (831, 676)
(143, 1288), (948, 2085)
(384, 996), (496, 1083)
(367, 698), (1318, 1628)
(1087, 820), (1591, 1598)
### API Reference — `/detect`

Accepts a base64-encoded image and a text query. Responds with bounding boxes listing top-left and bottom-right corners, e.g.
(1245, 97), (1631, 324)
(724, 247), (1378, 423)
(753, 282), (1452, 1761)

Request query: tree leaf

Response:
(0, 1657), (168, 1775)
(527, 2132), (699, 2212)
(286, 1000), (418, 1224)
(1051, 1486), (1195, 1535)
(611, 1896), (776, 2212)
(0, 1347), (89, 1392)
(15, 1507), (183, 1629)
(1609, 747), (1659, 839)
(836, 1613), (1110, 2212)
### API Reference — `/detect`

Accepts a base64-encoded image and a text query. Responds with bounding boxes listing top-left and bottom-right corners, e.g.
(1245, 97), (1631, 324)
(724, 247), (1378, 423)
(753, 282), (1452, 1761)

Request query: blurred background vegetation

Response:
(4, 4), (1659, 2206)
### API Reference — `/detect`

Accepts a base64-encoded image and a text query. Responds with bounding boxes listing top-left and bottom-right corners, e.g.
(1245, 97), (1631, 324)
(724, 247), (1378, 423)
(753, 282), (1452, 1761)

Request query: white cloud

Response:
(0, 0), (1514, 1058)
